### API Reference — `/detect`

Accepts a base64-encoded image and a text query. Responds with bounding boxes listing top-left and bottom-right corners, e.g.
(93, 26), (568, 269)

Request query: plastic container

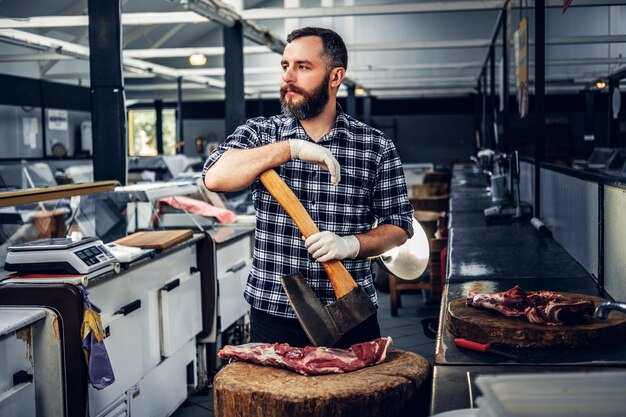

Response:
(474, 371), (626, 417)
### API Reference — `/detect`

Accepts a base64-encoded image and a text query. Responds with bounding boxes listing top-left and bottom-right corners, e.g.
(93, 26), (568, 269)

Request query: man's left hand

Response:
(304, 231), (360, 262)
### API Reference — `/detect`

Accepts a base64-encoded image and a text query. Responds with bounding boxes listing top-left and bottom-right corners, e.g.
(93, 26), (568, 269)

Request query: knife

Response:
(454, 338), (519, 360)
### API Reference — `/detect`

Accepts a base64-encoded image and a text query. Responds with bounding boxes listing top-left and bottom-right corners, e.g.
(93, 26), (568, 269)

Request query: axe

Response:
(259, 169), (377, 347)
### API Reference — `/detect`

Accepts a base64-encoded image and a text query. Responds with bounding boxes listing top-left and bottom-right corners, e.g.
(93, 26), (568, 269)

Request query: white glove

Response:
(289, 139), (341, 185)
(304, 231), (360, 263)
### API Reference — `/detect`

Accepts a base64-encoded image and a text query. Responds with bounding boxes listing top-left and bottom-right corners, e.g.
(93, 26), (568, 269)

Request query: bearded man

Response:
(203, 27), (413, 348)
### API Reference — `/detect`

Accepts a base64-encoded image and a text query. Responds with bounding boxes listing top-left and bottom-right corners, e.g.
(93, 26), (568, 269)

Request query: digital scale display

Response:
(5, 236), (117, 275)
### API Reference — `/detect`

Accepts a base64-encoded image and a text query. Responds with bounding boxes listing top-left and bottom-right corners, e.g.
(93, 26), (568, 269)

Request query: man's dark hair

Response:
(287, 27), (348, 71)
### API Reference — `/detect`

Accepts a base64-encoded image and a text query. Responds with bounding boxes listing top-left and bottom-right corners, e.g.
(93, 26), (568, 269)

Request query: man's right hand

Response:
(289, 139), (341, 185)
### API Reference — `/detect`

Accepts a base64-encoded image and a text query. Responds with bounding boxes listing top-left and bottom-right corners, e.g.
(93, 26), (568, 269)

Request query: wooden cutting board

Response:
(446, 293), (626, 348)
(115, 230), (193, 251)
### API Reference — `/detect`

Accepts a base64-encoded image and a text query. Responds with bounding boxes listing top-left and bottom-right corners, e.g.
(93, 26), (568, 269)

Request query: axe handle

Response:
(259, 169), (358, 299)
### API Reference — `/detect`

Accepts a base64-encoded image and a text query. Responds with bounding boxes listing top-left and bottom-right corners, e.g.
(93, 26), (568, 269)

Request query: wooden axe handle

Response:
(259, 169), (358, 299)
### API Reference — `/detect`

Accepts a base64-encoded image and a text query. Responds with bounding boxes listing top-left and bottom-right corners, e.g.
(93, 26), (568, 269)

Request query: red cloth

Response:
(158, 196), (237, 224)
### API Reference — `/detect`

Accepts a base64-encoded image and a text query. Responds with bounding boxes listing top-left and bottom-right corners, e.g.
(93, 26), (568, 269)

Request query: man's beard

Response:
(280, 73), (330, 120)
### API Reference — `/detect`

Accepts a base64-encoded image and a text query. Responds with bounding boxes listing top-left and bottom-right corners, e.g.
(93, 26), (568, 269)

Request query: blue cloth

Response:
(203, 105), (414, 319)
(78, 286), (115, 390)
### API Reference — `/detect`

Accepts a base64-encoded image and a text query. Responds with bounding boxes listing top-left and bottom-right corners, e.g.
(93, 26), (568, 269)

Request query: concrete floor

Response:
(171, 289), (438, 417)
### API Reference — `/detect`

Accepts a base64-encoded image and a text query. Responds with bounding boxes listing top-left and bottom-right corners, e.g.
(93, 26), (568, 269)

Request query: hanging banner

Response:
(514, 17), (529, 118)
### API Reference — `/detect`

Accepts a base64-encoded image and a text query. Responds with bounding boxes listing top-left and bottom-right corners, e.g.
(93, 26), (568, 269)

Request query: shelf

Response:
(0, 181), (117, 207)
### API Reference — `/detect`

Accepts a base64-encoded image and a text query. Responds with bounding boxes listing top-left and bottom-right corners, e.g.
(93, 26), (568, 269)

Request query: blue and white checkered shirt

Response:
(203, 106), (414, 318)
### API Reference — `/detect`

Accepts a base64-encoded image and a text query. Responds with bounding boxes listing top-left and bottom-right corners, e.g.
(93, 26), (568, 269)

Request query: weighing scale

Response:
(5, 236), (117, 275)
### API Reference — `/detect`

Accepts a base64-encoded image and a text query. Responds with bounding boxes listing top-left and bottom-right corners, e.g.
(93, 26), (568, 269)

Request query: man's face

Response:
(279, 36), (331, 120)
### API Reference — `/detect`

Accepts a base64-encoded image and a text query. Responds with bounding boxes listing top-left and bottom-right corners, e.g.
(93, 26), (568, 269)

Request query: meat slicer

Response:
(484, 151), (532, 224)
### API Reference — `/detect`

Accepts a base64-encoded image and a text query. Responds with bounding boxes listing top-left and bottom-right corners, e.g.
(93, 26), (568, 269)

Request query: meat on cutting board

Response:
(218, 337), (392, 376)
(466, 285), (595, 325)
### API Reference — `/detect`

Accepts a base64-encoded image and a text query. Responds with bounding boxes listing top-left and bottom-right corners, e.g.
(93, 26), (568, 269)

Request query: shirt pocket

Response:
(342, 166), (373, 200)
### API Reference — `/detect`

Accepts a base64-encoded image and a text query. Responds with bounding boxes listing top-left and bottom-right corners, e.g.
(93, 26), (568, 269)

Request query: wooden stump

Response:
(447, 294), (626, 348)
(214, 349), (431, 417)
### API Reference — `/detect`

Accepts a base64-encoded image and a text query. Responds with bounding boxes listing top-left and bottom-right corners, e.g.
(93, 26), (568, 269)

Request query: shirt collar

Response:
(278, 104), (351, 142)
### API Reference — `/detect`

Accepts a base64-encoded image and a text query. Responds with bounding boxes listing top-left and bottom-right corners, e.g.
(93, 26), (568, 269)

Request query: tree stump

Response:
(214, 349), (431, 417)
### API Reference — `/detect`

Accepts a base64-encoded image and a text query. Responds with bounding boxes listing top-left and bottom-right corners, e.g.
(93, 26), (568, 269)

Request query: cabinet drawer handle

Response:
(114, 299), (141, 316)
(226, 261), (247, 273)
(189, 266), (200, 274)
(162, 279), (180, 292)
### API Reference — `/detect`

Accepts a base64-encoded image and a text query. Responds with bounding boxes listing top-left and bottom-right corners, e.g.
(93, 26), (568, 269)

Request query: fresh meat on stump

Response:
(218, 337), (392, 376)
(466, 285), (595, 325)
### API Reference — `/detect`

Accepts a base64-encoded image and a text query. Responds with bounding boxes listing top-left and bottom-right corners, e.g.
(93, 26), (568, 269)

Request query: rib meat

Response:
(218, 337), (392, 376)
(466, 285), (595, 326)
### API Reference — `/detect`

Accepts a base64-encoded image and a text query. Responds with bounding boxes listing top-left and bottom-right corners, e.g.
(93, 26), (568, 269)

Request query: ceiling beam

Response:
(240, 1), (505, 20)
(151, 23), (186, 49)
(123, 45), (270, 58)
(0, 13), (208, 29)
(0, 53), (72, 62)
(0, 29), (257, 93)
(121, 34), (626, 59)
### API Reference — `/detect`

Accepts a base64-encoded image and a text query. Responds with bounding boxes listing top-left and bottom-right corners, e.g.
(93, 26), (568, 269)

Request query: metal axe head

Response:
(280, 273), (376, 347)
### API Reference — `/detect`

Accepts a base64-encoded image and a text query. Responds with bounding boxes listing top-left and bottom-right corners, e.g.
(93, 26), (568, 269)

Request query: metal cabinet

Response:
(216, 233), (252, 332)
(87, 243), (202, 417)
(0, 307), (64, 417)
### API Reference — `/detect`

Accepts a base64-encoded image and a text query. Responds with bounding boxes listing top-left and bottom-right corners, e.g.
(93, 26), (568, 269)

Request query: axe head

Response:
(280, 273), (377, 347)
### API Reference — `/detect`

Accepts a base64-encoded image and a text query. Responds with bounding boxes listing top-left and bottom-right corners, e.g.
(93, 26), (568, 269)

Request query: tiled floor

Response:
(172, 289), (439, 417)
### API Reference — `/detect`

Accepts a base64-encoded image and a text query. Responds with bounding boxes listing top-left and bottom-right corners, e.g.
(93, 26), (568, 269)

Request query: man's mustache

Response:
(280, 84), (306, 96)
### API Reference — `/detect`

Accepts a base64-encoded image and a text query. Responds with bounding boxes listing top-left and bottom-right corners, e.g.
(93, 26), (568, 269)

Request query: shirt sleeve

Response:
(201, 119), (264, 184)
(372, 138), (414, 238)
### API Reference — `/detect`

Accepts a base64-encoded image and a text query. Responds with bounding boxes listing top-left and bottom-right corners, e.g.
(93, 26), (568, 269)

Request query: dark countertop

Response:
(448, 211), (486, 229)
(446, 222), (591, 282)
(447, 241), (592, 282)
(431, 364), (626, 415)
(449, 195), (493, 213)
(431, 165), (622, 414)
(434, 278), (626, 367)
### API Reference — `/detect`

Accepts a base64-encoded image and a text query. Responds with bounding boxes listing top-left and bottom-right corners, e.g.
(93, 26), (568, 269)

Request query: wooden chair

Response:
(427, 238), (448, 300)
(389, 273), (429, 316)
(411, 182), (449, 199)
(410, 195), (449, 212)
(423, 170), (451, 184)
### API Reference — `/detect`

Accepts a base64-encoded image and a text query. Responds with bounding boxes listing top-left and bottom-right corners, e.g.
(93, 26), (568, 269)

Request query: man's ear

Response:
(329, 67), (346, 89)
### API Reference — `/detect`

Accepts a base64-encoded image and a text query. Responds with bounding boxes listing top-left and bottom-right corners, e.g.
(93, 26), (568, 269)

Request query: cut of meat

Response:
(466, 285), (595, 326)
(466, 285), (528, 317)
(218, 337), (392, 376)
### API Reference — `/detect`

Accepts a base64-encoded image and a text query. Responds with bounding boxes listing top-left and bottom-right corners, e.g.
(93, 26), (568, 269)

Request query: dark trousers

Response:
(250, 307), (381, 349)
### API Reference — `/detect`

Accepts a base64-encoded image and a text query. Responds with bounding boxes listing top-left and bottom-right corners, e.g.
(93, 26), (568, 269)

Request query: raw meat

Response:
(466, 285), (595, 326)
(218, 337), (392, 376)
(466, 285), (527, 317)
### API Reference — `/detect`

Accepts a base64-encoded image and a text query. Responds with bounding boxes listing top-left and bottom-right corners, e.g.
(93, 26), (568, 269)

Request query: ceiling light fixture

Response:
(596, 80), (606, 89)
(355, 86), (366, 96)
(189, 53), (207, 66)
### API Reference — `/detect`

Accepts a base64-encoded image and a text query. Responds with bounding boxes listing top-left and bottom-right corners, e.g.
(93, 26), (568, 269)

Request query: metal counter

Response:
(431, 166), (624, 415)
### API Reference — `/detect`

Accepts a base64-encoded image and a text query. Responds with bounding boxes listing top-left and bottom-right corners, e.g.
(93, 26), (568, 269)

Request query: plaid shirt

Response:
(203, 106), (414, 318)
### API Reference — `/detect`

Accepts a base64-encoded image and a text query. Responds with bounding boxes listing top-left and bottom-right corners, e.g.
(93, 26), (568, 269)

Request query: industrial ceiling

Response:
(0, 0), (625, 103)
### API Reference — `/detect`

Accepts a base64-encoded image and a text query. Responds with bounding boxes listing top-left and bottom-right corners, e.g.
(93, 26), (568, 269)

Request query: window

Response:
(128, 109), (177, 156)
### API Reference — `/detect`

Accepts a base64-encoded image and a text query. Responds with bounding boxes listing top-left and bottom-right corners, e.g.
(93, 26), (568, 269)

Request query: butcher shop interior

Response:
(2, 0), (626, 416)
